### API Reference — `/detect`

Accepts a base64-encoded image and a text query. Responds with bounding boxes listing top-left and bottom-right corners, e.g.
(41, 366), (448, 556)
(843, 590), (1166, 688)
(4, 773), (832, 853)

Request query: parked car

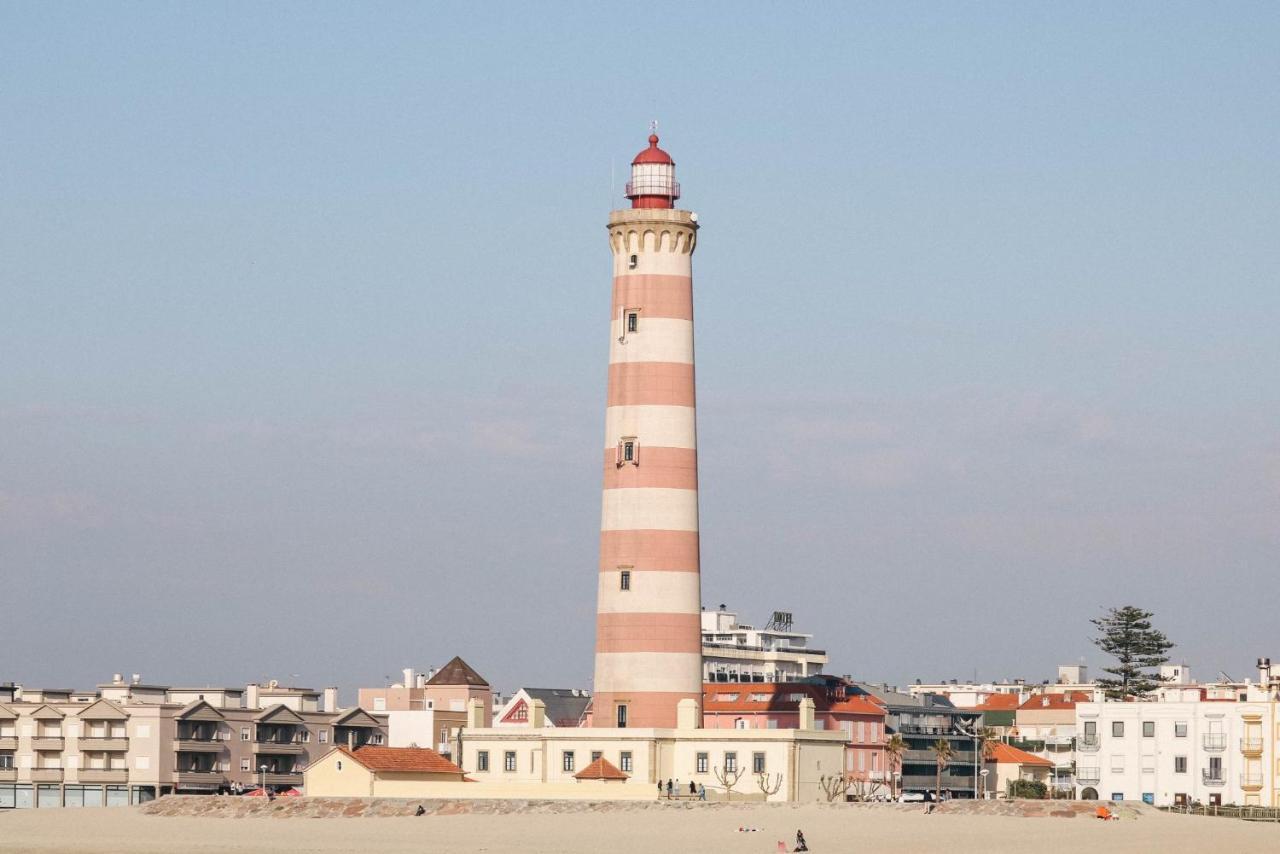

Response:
(899, 792), (925, 803)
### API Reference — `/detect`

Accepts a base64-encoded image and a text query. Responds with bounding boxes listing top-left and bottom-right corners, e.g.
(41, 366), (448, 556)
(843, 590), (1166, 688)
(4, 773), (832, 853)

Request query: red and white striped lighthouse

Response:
(592, 133), (702, 729)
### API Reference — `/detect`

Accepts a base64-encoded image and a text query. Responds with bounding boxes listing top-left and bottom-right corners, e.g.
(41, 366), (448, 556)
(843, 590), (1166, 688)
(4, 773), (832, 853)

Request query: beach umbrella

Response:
(244, 787), (269, 797)
(279, 788), (302, 797)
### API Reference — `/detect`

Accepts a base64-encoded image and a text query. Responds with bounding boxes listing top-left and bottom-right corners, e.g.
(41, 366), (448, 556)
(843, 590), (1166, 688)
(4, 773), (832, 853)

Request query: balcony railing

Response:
(32, 736), (64, 751)
(1201, 770), (1225, 786)
(79, 736), (129, 752)
(254, 739), (306, 755)
(1241, 737), (1263, 756)
(175, 739), (224, 753)
(1202, 734), (1226, 751)
(31, 767), (64, 782)
(1076, 768), (1101, 784)
(261, 771), (303, 786)
(1241, 773), (1264, 789)
(0, 736), (18, 751)
(79, 768), (129, 783)
(1078, 734), (1100, 752)
(0, 768), (17, 782)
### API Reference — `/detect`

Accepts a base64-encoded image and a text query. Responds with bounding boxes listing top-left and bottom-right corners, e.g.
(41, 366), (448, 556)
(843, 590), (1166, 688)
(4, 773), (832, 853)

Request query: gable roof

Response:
(341, 746), (465, 775)
(332, 707), (380, 728)
(426, 657), (489, 687)
(986, 743), (1053, 767)
(575, 756), (628, 781)
(176, 699), (226, 722)
(31, 704), (65, 720)
(0, 704), (16, 720)
(971, 694), (1021, 711)
(519, 689), (592, 727)
(76, 698), (129, 721)
(255, 703), (305, 724)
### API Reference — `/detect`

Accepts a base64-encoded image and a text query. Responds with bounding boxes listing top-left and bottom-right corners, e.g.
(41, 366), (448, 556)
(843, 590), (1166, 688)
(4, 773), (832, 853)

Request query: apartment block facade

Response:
(0, 678), (386, 809)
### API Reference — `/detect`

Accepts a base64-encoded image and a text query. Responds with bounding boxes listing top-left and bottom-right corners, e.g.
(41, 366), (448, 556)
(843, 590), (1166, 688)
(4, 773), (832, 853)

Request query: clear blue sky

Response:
(3, 3), (1277, 696)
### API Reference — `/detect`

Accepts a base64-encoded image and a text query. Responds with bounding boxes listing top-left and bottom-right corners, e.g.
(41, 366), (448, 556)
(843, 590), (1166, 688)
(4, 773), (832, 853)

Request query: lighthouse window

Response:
(622, 441), (635, 462)
(619, 570), (631, 591)
(628, 254), (638, 270)
(616, 704), (628, 728)
(627, 312), (638, 333)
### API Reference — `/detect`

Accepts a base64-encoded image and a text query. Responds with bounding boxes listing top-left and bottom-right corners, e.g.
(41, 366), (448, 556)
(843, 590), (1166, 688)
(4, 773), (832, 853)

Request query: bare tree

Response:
(847, 778), (885, 802)
(757, 772), (783, 799)
(819, 774), (851, 803)
(713, 764), (745, 801)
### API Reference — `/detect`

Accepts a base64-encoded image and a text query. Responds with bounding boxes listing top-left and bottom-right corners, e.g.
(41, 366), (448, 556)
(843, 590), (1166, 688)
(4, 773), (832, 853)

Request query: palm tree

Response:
(883, 733), (907, 799)
(933, 739), (953, 804)
(974, 727), (998, 798)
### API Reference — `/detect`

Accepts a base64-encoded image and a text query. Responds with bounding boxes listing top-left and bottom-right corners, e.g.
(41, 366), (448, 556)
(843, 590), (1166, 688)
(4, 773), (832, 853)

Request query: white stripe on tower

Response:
(592, 132), (702, 730)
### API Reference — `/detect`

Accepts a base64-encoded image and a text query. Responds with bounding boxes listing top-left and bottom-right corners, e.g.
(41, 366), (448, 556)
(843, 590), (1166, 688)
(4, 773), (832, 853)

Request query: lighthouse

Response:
(592, 133), (702, 729)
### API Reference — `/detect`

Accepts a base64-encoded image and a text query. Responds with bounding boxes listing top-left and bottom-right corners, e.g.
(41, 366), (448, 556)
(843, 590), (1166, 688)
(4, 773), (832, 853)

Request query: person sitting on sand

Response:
(794, 829), (809, 852)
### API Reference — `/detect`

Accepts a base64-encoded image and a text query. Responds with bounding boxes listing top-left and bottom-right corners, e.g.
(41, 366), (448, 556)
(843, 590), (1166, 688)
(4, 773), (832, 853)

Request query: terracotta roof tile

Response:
(344, 746), (465, 775)
(1016, 692), (1091, 711)
(986, 742), (1053, 767)
(701, 683), (885, 716)
(970, 694), (1021, 711)
(574, 757), (629, 781)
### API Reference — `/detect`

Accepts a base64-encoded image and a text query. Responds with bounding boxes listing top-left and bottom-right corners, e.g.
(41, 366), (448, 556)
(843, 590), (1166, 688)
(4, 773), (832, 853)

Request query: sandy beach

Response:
(2, 803), (1277, 854)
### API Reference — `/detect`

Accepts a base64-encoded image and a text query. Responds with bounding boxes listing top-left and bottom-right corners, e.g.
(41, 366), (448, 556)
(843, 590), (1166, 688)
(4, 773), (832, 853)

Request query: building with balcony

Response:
(1074, 692), (1273, 807)
(859, 685), (983, 798)
(701, 607), (828, 684)
(0, 675), (386, 809)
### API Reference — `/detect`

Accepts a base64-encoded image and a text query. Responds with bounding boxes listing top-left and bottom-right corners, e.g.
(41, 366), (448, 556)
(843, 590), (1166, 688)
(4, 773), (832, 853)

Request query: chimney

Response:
(415, 674), (426, 689)
(402, 668), (414, 689)
(112, 673), (123, 685)
(467, 698), (486, 729)
(1259, 658), (1272, 687)
(246, 683), (260, 709)
(131, 674), (141, 685)
(529, 699), (546, 728)
(798, 697), (816, 731)
(676, 698), (699, 730)
(323, 687), (338, 713)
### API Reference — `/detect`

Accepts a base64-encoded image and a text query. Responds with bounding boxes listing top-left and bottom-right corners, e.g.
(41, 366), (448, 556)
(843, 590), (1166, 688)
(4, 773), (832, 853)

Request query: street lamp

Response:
(259, 764), (268, 796)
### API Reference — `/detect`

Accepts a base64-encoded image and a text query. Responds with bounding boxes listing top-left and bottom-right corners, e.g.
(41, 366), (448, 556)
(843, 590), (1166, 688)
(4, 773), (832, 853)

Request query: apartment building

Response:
(1074, 692), (1273, 806)
(0, 676), (385, 809)
(859, 684), (983, 798)
(701, 607), (828, 683)
(701, 678), (887, 792)
(1012, 692), (1091, 795)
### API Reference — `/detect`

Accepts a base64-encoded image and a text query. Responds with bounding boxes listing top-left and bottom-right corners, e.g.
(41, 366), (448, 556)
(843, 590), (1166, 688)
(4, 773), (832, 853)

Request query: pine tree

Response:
(1090, 605), (1174, 699)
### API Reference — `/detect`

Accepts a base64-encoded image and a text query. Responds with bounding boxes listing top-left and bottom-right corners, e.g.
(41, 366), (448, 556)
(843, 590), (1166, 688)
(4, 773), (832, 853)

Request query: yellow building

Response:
(303, 746), (467, 797)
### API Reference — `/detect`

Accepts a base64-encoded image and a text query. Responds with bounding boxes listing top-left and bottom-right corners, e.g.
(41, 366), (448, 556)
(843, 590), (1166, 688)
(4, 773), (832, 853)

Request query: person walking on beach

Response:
(698, 783), (706, 801)
(657, 780), (663, 797)
(794, 829), (809, 852)
(666, 778), (673, 798)
(689, 780), (697, 795)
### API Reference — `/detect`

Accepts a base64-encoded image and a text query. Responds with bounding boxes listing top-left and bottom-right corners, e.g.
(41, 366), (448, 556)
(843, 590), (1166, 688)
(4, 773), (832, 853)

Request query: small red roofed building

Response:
(702, 680), (888, 794)
(969, 693), (1021, 735)
(574, 756), (629, 783)
(303, 746), (468, 797)
(495, 688), (591, 728)
(1011, 690), (1092, 795)
(983, 742), (1053, 798)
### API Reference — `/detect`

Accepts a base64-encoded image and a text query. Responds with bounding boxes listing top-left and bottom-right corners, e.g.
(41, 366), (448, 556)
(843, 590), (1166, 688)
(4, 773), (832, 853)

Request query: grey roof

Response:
(521, 688), (591, 727)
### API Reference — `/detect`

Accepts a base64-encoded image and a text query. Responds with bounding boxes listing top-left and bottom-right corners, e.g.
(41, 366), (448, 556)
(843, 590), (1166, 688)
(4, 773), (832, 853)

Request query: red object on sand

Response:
(278, 788), (302, 797)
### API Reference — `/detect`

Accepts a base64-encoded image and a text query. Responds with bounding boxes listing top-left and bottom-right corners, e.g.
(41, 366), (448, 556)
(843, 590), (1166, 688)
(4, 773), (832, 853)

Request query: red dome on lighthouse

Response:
(632, 133), (674, 166)
(625, 132), (680, 209)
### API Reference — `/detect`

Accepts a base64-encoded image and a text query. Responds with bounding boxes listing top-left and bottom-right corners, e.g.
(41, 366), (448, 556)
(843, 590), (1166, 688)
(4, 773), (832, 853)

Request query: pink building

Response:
(702, 682), (888, 786)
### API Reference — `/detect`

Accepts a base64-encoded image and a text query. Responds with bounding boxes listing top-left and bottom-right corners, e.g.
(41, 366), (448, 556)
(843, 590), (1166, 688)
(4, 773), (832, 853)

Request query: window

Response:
(620, 752), (632, 773)
(616, 704), (628, 728)
(1142, 721), (1154, 738)
(1175, 722), (1188, 738)
(240, 758), (250, 772)
(1111, 792), (1124, 801)
(696, 752), (708, 774)
(1112, 721), (1125, 738)
(0, 754), (14, 770)
(562, 752), (575, 772)
(1174, 756), (1187, 773)
(477, 751), (489, 772)
(300, 730), (311, 743)
(753, 752), (766, 774)
(724, 752), (737, 773)
(371, 733), (384, 745)
(622, 440), (636, 463)
(620, 570), (631, 591)
(628, 254), (638, 270)
(504, 751), (517, 772)
(240, 728), (250, 742)
(319, 730), (328, 743)
(1083, 721), (1096, 736)
(735, 718), (747, 730)
(373, 697), (386, 711)
(591, 751), (602, 762)
(627, 312), (638, 333)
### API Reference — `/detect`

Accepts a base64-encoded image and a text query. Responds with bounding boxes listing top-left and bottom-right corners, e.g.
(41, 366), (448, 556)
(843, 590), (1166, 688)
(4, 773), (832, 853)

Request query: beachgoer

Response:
(689, 780), (697, 795)
(698, 783), (706, 801)
(415, 805), (425, 816)
(657, 780), (663, 796)
(794, 829), (809, 852)
(666, 778), (673, 798)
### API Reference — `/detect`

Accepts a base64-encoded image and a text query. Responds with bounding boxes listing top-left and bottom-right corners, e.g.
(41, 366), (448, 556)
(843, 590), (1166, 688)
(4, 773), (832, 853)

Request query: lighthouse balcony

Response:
(625, 178), (680, 198)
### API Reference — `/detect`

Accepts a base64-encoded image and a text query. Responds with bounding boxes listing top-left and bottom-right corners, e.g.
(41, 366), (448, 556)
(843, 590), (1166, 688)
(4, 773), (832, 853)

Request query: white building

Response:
(701, 607), (827, 683)
(1075, 690), (1274, 807)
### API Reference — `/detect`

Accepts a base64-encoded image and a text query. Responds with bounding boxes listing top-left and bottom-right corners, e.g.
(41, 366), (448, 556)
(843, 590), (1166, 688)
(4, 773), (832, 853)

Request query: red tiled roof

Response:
(574, 757), (628, 781)
(986, 743), (1053, 767)
(970, 694), (1021, 711)
(702, 684), (885, 716)
(1016, 692), (1091, 712)
(343, 746), (465, 775)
